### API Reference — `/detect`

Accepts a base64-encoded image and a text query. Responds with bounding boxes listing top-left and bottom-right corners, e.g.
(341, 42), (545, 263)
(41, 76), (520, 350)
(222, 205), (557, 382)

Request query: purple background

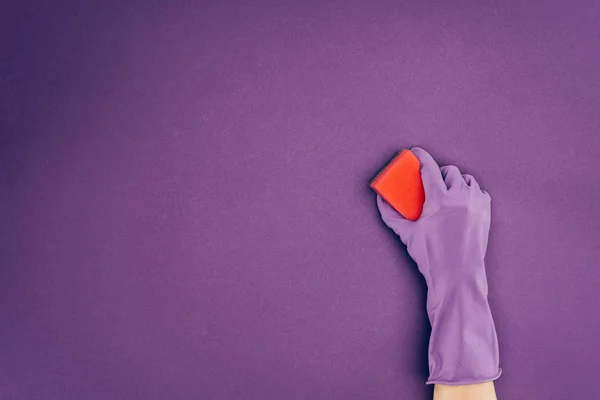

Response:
(2, 1), (600, 399)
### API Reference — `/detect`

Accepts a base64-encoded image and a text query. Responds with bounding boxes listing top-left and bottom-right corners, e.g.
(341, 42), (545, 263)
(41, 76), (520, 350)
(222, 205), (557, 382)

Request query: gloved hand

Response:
(377, 147), (501, 385)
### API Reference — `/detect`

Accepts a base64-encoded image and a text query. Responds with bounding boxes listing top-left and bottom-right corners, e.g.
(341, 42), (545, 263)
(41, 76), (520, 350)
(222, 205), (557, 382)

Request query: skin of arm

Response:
(434, 382), (497, 400)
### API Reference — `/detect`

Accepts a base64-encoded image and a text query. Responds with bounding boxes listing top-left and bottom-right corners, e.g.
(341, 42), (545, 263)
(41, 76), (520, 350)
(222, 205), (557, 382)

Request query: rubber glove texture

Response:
(377, 147), (501, 385)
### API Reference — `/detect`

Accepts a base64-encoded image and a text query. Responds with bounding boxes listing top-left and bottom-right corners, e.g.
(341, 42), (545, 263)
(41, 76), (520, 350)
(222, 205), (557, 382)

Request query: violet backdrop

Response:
(2, 1), (600, 399)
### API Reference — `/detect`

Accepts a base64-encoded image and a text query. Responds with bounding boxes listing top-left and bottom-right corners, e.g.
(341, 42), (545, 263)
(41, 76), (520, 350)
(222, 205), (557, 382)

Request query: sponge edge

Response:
(370, 149), (425, 221)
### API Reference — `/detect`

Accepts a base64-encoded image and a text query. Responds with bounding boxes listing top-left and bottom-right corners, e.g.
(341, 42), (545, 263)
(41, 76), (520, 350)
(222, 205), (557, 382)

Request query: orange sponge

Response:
(370, 150), (425, 221)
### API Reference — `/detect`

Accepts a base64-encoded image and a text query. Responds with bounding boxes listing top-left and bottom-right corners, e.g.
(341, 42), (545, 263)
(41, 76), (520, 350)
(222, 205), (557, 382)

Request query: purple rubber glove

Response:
(377, 147), (501, 385)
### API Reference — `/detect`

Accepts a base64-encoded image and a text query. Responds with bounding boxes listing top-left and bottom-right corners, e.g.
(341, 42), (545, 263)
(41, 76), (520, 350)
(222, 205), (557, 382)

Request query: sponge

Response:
(370, 150), (425, 221)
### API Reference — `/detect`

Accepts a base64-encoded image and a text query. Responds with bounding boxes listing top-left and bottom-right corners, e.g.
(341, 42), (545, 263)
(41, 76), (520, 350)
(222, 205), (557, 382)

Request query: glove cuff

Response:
(425, 270), (501, 385)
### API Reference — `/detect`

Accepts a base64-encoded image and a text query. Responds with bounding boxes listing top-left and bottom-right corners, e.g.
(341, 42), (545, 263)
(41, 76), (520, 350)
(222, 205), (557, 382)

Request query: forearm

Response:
(434, 382), (497, 400)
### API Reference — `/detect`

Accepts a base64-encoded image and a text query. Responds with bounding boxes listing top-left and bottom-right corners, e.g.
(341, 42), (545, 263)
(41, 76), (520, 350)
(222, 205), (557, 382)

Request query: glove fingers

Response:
(461, 173), (479, 189)
(376, 195), (411, 233)
(464, 174), (491, 200)
(410, 147), (445, 197)
(481, 189), (492, 202)
(441, 165), (464, 190)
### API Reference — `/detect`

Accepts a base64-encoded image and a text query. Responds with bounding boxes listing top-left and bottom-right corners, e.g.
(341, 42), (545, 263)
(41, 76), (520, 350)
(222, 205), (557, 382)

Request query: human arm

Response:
(376, 147), (501, 397)
(434, 382), (497, 400)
